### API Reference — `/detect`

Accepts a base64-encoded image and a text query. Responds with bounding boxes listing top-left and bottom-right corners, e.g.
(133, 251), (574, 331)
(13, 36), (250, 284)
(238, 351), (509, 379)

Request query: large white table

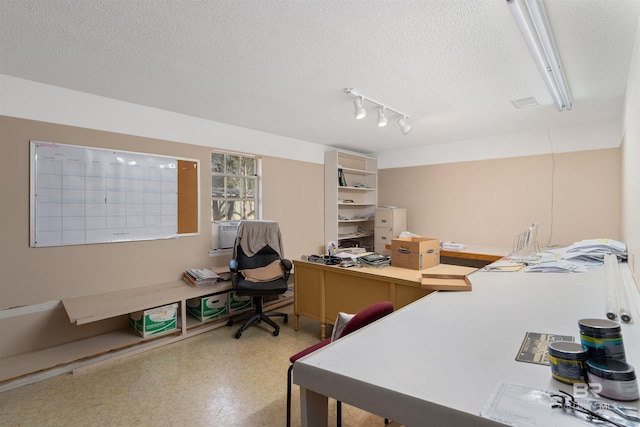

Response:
(293, 264), (640, 426)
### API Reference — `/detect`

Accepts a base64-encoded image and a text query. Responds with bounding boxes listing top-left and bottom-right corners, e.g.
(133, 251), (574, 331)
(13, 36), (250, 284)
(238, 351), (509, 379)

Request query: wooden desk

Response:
(293, 264), (640, 426)
(293, 259), (476, 339)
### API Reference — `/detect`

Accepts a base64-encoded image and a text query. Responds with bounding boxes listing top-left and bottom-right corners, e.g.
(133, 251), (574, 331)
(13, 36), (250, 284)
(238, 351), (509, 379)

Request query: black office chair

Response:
(227, 221), (291, 339)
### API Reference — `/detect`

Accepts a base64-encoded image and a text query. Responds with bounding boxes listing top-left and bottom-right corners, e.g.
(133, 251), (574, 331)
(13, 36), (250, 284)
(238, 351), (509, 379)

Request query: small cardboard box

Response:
(129, 303), (178, 337)
(228, 291), (253, 314)
(186, 293), (229, 321)
(391, 237), (440, 270)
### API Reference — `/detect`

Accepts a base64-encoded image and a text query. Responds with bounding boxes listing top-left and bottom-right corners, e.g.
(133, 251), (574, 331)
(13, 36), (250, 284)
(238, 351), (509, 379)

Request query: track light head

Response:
(354, 97), (366, 119)
(398, 117), (412, 135)
(377, 107), (388, 127)
(345, 88), (411, 134)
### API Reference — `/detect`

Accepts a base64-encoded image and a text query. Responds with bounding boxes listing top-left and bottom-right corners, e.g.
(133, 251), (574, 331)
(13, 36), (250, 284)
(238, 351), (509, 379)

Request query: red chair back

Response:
(337, 301), (394, 339)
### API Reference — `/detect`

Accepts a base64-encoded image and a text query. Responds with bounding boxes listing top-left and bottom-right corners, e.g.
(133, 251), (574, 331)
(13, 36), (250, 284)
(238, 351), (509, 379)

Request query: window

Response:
(211, 152), (259, 222)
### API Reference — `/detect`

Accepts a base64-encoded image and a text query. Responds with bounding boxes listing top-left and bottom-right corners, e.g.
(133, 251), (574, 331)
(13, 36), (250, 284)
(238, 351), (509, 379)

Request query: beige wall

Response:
(378, 149), (621, 249)
(0, 116), (324, 357)
(0, 113), (631, 361)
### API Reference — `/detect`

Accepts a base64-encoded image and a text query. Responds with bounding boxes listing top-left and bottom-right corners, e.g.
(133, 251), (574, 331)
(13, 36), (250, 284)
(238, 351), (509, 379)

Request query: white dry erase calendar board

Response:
(30, 141), (199, 247)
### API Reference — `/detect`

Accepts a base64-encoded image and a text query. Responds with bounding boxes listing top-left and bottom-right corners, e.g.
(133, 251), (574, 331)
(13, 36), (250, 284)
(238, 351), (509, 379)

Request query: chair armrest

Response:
(281, 258), (292, 272)
(281, 258), (292, 282)
(229, 259), (239, 286)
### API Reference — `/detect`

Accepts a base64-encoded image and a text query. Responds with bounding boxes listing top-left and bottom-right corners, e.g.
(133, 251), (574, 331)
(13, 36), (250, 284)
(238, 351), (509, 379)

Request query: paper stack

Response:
(563, 238), (627, 263)
(358, 253), (391, 268)
(183, 268), (220, 286)
(441, 241), (467, 251)
(523, 259), (588, 273)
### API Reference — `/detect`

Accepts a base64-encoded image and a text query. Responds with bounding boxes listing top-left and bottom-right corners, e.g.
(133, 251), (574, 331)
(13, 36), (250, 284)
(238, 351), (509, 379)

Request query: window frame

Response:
(211, 150), (261, 223)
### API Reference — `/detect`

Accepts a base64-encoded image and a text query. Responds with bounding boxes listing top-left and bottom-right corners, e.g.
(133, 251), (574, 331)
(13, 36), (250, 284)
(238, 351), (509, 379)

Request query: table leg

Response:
(320, 322), (326, 340)
(299, 387), (328, 427)
(294, 313), (300, 331)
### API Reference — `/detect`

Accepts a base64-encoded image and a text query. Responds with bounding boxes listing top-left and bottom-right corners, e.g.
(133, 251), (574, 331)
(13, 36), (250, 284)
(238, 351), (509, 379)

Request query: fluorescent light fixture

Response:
(344, 88), (411, 135)
(398, 117), (412, 135)
(354, 97), (366, 119)
(377, 107), (388, 127)
(507, 0), (572, 111)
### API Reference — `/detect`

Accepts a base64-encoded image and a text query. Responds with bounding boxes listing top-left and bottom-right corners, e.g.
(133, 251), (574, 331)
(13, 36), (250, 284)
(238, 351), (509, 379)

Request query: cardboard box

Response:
(129, 303), (178, 337)
(186, 293), (229, 321)
(391, 237), (440, 270)
(228, 291), (253, 313)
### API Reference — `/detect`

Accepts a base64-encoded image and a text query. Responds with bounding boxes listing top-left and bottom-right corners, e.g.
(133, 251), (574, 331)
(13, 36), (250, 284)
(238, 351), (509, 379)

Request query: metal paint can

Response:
(548, 341), (588, 384)
(578, 318), (626, 361)
(586, 358), (639, 401)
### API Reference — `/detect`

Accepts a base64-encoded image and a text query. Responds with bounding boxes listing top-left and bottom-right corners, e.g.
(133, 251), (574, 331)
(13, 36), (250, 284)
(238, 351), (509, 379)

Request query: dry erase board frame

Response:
(30, 141), (200, 247)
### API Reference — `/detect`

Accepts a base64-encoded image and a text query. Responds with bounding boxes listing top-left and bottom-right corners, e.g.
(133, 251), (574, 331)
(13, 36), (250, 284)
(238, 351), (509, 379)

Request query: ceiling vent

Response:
(511, 97), (539, 109)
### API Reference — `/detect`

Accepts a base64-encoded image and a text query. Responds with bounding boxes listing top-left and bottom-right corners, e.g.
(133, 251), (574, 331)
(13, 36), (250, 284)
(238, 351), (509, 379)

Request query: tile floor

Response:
(0, 304), (398, 426)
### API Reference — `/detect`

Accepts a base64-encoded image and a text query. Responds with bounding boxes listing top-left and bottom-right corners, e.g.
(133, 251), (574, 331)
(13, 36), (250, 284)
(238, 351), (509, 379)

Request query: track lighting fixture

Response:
(507, 0), (572, 111)
(354, 97), (366, 119)
(377, 107), (388, 127)
(344, 88), (411, 135)
(398, 117), (412, 135)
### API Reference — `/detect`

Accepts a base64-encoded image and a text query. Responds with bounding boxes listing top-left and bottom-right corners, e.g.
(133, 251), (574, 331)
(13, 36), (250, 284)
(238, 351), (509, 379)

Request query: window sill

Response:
(209, 248), (232, 257)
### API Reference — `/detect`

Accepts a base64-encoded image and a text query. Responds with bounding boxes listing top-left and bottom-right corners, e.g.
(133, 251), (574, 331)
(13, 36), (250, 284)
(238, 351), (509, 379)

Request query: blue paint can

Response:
(578, 318), (626, 361)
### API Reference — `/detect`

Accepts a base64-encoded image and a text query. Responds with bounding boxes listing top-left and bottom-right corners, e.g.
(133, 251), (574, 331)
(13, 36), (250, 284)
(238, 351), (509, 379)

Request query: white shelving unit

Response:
(324, 150), (377, 251)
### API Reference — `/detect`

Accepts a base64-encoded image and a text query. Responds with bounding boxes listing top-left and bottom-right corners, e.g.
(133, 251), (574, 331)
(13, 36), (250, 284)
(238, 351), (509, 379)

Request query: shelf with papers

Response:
(338, 202), (375, 206)
(338, 230), (373, 240)
(338, 186), (376, 191)
(326, 150), (377, 251)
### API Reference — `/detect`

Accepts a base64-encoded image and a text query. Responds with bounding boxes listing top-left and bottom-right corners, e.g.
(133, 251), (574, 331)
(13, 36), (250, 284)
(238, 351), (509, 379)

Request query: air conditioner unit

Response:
(219, 221), (241, 249)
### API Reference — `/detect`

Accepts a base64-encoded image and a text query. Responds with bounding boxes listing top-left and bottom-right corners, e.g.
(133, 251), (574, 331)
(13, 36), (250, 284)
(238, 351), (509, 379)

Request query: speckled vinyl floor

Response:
(0, 304), (400, 426)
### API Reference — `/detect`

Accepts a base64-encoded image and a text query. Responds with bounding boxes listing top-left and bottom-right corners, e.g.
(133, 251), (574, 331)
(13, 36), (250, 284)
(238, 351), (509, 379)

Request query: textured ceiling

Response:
(1, 0), (639, 154)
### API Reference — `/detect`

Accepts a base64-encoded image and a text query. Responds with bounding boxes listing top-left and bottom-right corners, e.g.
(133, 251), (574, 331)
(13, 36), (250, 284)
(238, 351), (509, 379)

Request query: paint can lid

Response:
(548, 341), (588, 360)
(578, 318), (621, 337)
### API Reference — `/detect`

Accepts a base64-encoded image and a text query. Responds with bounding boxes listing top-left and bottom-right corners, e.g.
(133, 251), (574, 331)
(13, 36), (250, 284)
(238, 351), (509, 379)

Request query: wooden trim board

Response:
(421, 273), (473, 291)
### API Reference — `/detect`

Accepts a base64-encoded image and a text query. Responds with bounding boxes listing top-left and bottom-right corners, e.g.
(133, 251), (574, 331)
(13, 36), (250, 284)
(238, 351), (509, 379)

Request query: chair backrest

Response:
(236, 244), (281, 270)
(233, 220), (284, 260)
(337, 301), (394, 339)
